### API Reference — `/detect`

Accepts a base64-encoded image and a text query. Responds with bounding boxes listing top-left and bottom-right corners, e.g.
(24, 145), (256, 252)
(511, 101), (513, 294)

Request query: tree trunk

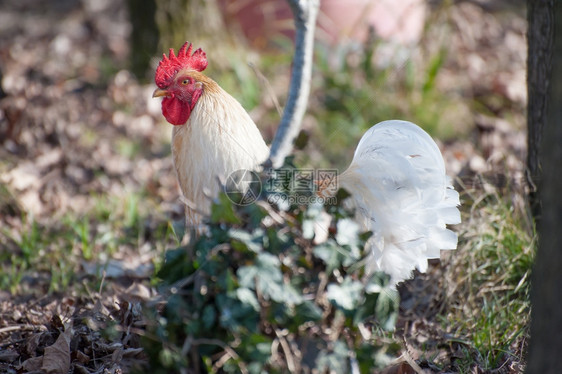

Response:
(526, 0), (554, 218)
(127, 0), (159, 81)
(526, 2), (562, 373)
(155, 0), (228, 61)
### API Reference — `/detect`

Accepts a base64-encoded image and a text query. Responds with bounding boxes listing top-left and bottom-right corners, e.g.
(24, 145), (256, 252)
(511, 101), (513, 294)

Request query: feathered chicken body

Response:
(153, 43), (269, 228)
(338, 121), (460, 283)
(153, 42), (460, 284)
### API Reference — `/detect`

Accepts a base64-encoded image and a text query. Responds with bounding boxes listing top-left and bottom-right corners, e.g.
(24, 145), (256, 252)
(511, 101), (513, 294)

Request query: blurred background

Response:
(0, 0), (530, 371)
(0, 0), (527, 219)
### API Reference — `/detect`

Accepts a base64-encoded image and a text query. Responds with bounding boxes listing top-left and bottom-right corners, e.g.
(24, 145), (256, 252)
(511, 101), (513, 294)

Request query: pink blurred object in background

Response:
(218, 0), (293, 49)
(219, 0), (427, 48)
(320, 0), (426, 45)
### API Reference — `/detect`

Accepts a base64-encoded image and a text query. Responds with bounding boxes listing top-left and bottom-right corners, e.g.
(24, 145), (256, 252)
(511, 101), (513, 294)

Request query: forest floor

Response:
(0, 0), (531, 373)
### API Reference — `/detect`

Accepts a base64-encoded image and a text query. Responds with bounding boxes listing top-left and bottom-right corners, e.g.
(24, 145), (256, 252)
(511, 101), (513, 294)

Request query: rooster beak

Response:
(152, 88), (169, 98)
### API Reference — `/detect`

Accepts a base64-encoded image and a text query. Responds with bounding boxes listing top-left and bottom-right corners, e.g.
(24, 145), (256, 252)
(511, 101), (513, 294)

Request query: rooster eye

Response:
(182, 79), (190, 85)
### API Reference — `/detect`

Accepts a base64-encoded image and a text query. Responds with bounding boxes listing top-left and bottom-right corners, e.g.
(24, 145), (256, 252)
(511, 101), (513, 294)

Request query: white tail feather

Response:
(339, 120), (461, 284)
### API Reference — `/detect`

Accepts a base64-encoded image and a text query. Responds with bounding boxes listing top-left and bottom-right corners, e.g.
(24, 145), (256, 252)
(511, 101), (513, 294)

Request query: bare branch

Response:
(267, 0), (320, 169)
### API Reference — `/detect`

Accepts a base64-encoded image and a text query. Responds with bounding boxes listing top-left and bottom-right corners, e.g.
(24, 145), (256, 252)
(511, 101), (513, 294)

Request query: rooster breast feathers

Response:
(172, 80), (269, 225)
(339, 120), (461, 284)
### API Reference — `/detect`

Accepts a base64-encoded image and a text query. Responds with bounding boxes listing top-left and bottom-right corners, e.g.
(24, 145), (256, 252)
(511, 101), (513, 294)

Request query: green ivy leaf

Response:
(302, 218), (315, 239)
(201, 304), (216, 330)
(237, 265), (259, 289)
(313, 241), (342, 272)
(327, 277), (363, 312)
(353, 273), (398, 329)
(294, 300), (323, 323)
(256, 251), (281, 269)
(313, 240), (360, 272)
(302, 201), (326, 240)
(265, 226), (292, 253)
(239, 334), (273, 373)
(335, 218), (360, 246)
(236, 287), (260, 311)
(316, 340), (349, 373)
(171, 218), (186, 242)
(229, 228), (264, 253)
(237, 253), (303, 306)
(218, 268), (237, 293)
(216, 293), (259, 333)
(210, 193), (242, 225)
(158, 247), (192, 284)
(375, 288), (399, 331)
(274, 283), (303, 305)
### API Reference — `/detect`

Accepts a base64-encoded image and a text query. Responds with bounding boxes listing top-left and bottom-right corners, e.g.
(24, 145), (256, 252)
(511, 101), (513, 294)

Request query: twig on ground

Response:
(275, 328), (297, 372)
(0, 324), (47, 334)
(193, 338), (249, 374)
(401, 338), (427, 374)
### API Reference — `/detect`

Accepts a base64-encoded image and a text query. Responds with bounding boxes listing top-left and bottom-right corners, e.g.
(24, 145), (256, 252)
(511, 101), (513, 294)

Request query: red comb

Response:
(155, 42), (208, 88)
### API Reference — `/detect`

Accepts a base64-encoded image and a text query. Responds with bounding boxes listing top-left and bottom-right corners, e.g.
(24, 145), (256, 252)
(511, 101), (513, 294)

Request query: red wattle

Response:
(162, 97), (191, 126)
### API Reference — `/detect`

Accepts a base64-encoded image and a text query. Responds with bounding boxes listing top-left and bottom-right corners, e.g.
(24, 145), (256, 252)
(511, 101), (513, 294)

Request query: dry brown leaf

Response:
(21, 356), (43, 372)
(123, 282), (152, 301)
(41, 328), (72, 374)
(379, 362), (420, 374)
(0, 349), (19, 362)
(72, 350), (90, 365)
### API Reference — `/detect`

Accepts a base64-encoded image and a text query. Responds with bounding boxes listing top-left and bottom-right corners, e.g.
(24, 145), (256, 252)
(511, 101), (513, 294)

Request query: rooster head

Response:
(153, 42), (208, 126)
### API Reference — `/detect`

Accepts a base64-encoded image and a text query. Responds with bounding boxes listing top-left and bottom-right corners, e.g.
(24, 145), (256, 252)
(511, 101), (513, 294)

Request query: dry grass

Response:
(443, 182), (533, 372)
